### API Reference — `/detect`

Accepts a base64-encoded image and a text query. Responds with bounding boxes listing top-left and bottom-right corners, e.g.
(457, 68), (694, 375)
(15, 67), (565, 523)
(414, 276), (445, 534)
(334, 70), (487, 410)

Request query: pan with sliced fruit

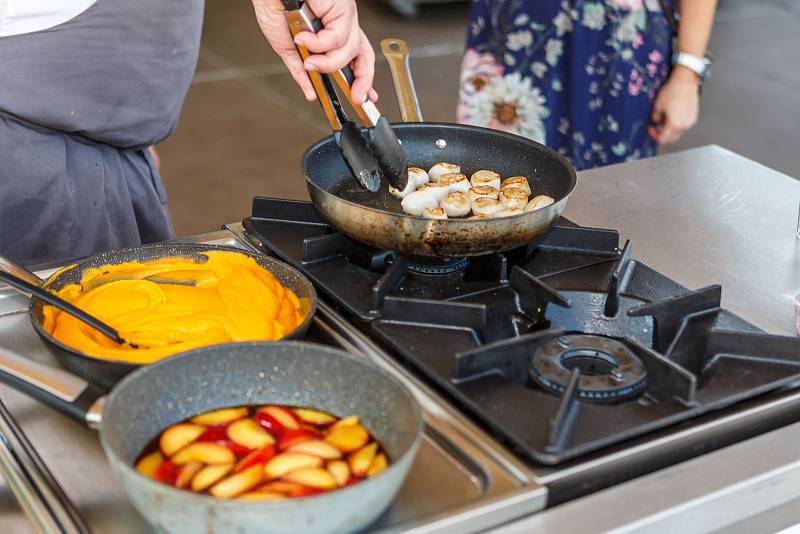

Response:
(0, 341), (422, 534)
(135, 404), (391, 500)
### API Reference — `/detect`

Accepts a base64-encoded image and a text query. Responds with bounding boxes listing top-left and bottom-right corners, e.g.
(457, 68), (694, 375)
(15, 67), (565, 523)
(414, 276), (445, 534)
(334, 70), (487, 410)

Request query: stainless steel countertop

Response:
(562, 145), (800, 336)
(1, 145), (799, 533)
(498, 145), (800, 533)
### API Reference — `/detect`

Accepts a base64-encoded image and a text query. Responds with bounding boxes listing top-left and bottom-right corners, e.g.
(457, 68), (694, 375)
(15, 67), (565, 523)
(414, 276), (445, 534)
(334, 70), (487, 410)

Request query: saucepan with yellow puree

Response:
(29, 244), (316, 389)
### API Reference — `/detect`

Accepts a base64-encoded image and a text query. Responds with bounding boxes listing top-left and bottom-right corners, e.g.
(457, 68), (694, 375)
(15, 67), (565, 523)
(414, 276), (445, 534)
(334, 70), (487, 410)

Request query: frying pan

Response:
(0, 341), (423, 533)
(0, 244), (317, 389)
(302, 39), (577, 257)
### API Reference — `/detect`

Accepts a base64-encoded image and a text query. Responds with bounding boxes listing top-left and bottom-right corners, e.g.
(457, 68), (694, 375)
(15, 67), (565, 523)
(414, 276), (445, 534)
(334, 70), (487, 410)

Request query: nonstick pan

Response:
(0, 341), (423, 534)
(0, 244), (316, 390)
(302, 39), (577, 258)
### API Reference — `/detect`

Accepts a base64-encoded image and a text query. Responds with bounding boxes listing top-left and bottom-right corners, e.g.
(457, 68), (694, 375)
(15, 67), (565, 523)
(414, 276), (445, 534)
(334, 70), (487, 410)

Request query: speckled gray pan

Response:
(100, 341), (422, 534)
(29, 243), (317, 389)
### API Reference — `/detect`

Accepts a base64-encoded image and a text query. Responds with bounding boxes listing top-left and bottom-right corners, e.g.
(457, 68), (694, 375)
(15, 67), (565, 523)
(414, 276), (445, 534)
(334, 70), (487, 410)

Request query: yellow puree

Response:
(42, 251), (306, 364)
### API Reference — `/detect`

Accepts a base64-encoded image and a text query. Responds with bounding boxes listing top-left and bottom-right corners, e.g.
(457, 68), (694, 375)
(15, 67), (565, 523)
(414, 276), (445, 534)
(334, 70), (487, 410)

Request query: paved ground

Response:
(157, 0), (800, 236)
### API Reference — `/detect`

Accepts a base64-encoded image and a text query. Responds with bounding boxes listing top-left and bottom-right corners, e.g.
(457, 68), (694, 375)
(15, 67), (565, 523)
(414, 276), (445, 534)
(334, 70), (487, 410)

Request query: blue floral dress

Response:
(457, 0), (674, 170)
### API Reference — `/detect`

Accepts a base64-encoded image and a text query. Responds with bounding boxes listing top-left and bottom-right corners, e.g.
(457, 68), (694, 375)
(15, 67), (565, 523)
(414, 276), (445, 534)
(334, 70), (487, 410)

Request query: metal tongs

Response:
(283, 0), (408, 192)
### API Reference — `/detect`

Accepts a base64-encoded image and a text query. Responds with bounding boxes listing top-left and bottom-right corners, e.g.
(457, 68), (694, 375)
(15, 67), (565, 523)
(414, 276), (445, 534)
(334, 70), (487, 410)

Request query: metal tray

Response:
(0, 230), (544, 533)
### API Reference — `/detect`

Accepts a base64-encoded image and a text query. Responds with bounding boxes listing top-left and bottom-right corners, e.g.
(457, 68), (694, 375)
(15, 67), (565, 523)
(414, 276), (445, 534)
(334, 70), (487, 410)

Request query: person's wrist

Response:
(670, 64), (700, 85)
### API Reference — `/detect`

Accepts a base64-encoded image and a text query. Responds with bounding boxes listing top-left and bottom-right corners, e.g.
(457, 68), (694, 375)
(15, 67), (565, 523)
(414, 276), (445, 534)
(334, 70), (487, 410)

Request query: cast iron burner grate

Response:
(243, 197), (800, 465)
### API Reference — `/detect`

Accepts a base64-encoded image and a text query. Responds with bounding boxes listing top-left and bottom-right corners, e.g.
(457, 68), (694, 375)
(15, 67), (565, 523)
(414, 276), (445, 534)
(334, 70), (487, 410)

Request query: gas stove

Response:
(242, 196), (800, 504)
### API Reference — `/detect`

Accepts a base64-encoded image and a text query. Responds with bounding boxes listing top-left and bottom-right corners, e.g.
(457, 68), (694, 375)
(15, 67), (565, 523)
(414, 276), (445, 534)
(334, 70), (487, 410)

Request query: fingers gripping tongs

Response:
(283, 1), (408, 192)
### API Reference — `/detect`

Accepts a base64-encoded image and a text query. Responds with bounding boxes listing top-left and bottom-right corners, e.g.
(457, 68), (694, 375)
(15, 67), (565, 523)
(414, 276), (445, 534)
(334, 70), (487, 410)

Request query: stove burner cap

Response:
(406, 257), (470, 275)
(529, 335), (647, 402)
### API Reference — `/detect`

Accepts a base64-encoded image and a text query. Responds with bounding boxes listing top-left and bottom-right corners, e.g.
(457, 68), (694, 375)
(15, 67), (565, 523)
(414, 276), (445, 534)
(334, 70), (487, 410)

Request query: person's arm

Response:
(648, 0), (718, 146)
(250, 0), (376, 105)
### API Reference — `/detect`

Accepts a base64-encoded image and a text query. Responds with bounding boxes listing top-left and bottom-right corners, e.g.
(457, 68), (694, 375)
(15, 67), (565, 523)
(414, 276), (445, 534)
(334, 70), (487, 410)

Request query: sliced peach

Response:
(209, 465), (263, 498)
(257, 406), (300, 430)
(283, 467), (336, 490)
(172, 442), (235, 465)
(159, 423), (206, 456)
(325, 423), (369, 453)
(348, 442), (378, 477)
(237, 492), (285, 501)
(253, 412), (283, 435)
(367, 452), (388, 477)
(175, 461), (204, 489)
(287, 439), (341, 459)
(264, 452), (322, 479)
(235, 445), (276, 473)
(293, 408), (337, 425)
(191, 463), (233, 492)
(330, 415), (359, 430)
(277, 428), (317, 450)
(135, 451), (163, 479)
(227, 418), (276, 449)
(326, 460), (350, 487)
(191, 407), (248, 426)
(258, 480), (322, 498)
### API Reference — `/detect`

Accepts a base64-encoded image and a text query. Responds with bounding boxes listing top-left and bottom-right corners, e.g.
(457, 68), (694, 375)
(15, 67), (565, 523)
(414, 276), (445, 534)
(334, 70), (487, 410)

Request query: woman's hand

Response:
(251, 0), (377, 104)
(648, 67), (700, 145)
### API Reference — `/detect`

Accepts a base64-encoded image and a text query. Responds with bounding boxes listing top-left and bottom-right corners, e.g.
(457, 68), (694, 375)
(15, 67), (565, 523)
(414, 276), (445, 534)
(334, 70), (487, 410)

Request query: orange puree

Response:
(42, 251), (306, 364)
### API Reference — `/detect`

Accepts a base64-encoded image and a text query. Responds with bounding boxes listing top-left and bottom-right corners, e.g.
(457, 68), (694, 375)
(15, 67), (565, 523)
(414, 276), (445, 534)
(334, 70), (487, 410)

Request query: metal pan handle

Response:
(0, 347), (106, 429)
(380, 39), (423, 123)
(0, 253), (44, 288)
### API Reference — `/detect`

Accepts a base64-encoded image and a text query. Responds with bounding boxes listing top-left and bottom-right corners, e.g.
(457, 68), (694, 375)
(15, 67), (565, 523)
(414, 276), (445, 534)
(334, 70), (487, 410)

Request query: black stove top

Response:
(243, 197), (800, 464)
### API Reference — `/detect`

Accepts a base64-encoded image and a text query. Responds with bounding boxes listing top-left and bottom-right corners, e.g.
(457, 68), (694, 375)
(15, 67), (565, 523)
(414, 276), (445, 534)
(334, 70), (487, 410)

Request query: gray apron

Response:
(0, 0), (204, 266)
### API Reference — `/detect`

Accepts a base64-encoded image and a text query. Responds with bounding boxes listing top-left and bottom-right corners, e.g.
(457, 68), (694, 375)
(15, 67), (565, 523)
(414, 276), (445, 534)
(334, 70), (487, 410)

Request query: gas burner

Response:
(529, 334), (647, 402)
(405, 257), (470, 275)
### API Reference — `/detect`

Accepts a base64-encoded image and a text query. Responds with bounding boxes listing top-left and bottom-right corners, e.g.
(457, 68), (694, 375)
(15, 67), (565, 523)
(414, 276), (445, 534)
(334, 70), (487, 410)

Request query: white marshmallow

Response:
(401, 188), (438, 216)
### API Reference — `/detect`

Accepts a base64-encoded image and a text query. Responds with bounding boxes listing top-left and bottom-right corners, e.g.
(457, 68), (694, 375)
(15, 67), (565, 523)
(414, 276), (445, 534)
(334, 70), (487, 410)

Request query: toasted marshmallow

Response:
(389, 177), (417, 199)
(494, 207), (525, 218)
(408, 167), (430, 189)
(470, 170), (501, 190)
(429, 162), (461, 183)
(439, 173), (471, 194)
(419, 182), (449, 203)
(468, 214), (491, 219)
(422, 207), (448, 220)
(471, 197), (502, 216)
(525, 195), (555, 212)
(499, 188), (529, 210)
(401, 188), (438, 216)
(441, 191), (471, 217)
(467, 186), (499, 202)
(501, 176), (532, 196)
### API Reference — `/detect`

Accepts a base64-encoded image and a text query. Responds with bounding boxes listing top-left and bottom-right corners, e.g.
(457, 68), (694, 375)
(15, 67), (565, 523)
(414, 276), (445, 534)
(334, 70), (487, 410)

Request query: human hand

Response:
(251, 0), (377, 104)
(648, 67), (700, 145)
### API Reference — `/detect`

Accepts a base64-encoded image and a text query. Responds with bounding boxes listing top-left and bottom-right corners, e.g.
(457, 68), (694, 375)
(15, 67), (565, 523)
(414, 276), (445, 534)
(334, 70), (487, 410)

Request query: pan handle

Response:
(0, 347), (106, 429)
(0, 253), (44, 288)
(380, 39), (423, 123)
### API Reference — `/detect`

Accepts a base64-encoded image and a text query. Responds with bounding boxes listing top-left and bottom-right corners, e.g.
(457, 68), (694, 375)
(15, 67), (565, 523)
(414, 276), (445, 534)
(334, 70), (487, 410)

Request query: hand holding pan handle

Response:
(0, 347), (106, 428)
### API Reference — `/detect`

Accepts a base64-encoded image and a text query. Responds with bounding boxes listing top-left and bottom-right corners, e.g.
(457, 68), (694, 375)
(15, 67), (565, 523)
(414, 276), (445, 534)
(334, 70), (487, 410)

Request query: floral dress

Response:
(457, 0), (674, 170)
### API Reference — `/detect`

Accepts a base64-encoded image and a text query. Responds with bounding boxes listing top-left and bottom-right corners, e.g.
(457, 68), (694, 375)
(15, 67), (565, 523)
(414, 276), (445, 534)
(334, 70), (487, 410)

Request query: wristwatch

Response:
(672, 51), (713, 84)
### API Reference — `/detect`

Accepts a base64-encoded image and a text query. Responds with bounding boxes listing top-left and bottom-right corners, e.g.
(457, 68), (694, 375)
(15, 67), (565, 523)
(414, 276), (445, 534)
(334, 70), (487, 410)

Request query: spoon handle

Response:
(0, 270), (125, 345)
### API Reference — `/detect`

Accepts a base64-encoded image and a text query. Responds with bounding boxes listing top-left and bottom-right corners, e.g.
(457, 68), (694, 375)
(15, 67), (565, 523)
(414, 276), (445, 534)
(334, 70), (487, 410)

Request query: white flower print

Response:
(545, 38), (564, 66)
(532, 61), (548, 78)
(644, 0), (661, 11)
(514, 13), (530, 26)
(553, 11), (573, 36)
(615, 12), (639, 43)
(506, 30), (533, 51)
(582, 3), (606, 30)
(460, 72), (549, 144)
